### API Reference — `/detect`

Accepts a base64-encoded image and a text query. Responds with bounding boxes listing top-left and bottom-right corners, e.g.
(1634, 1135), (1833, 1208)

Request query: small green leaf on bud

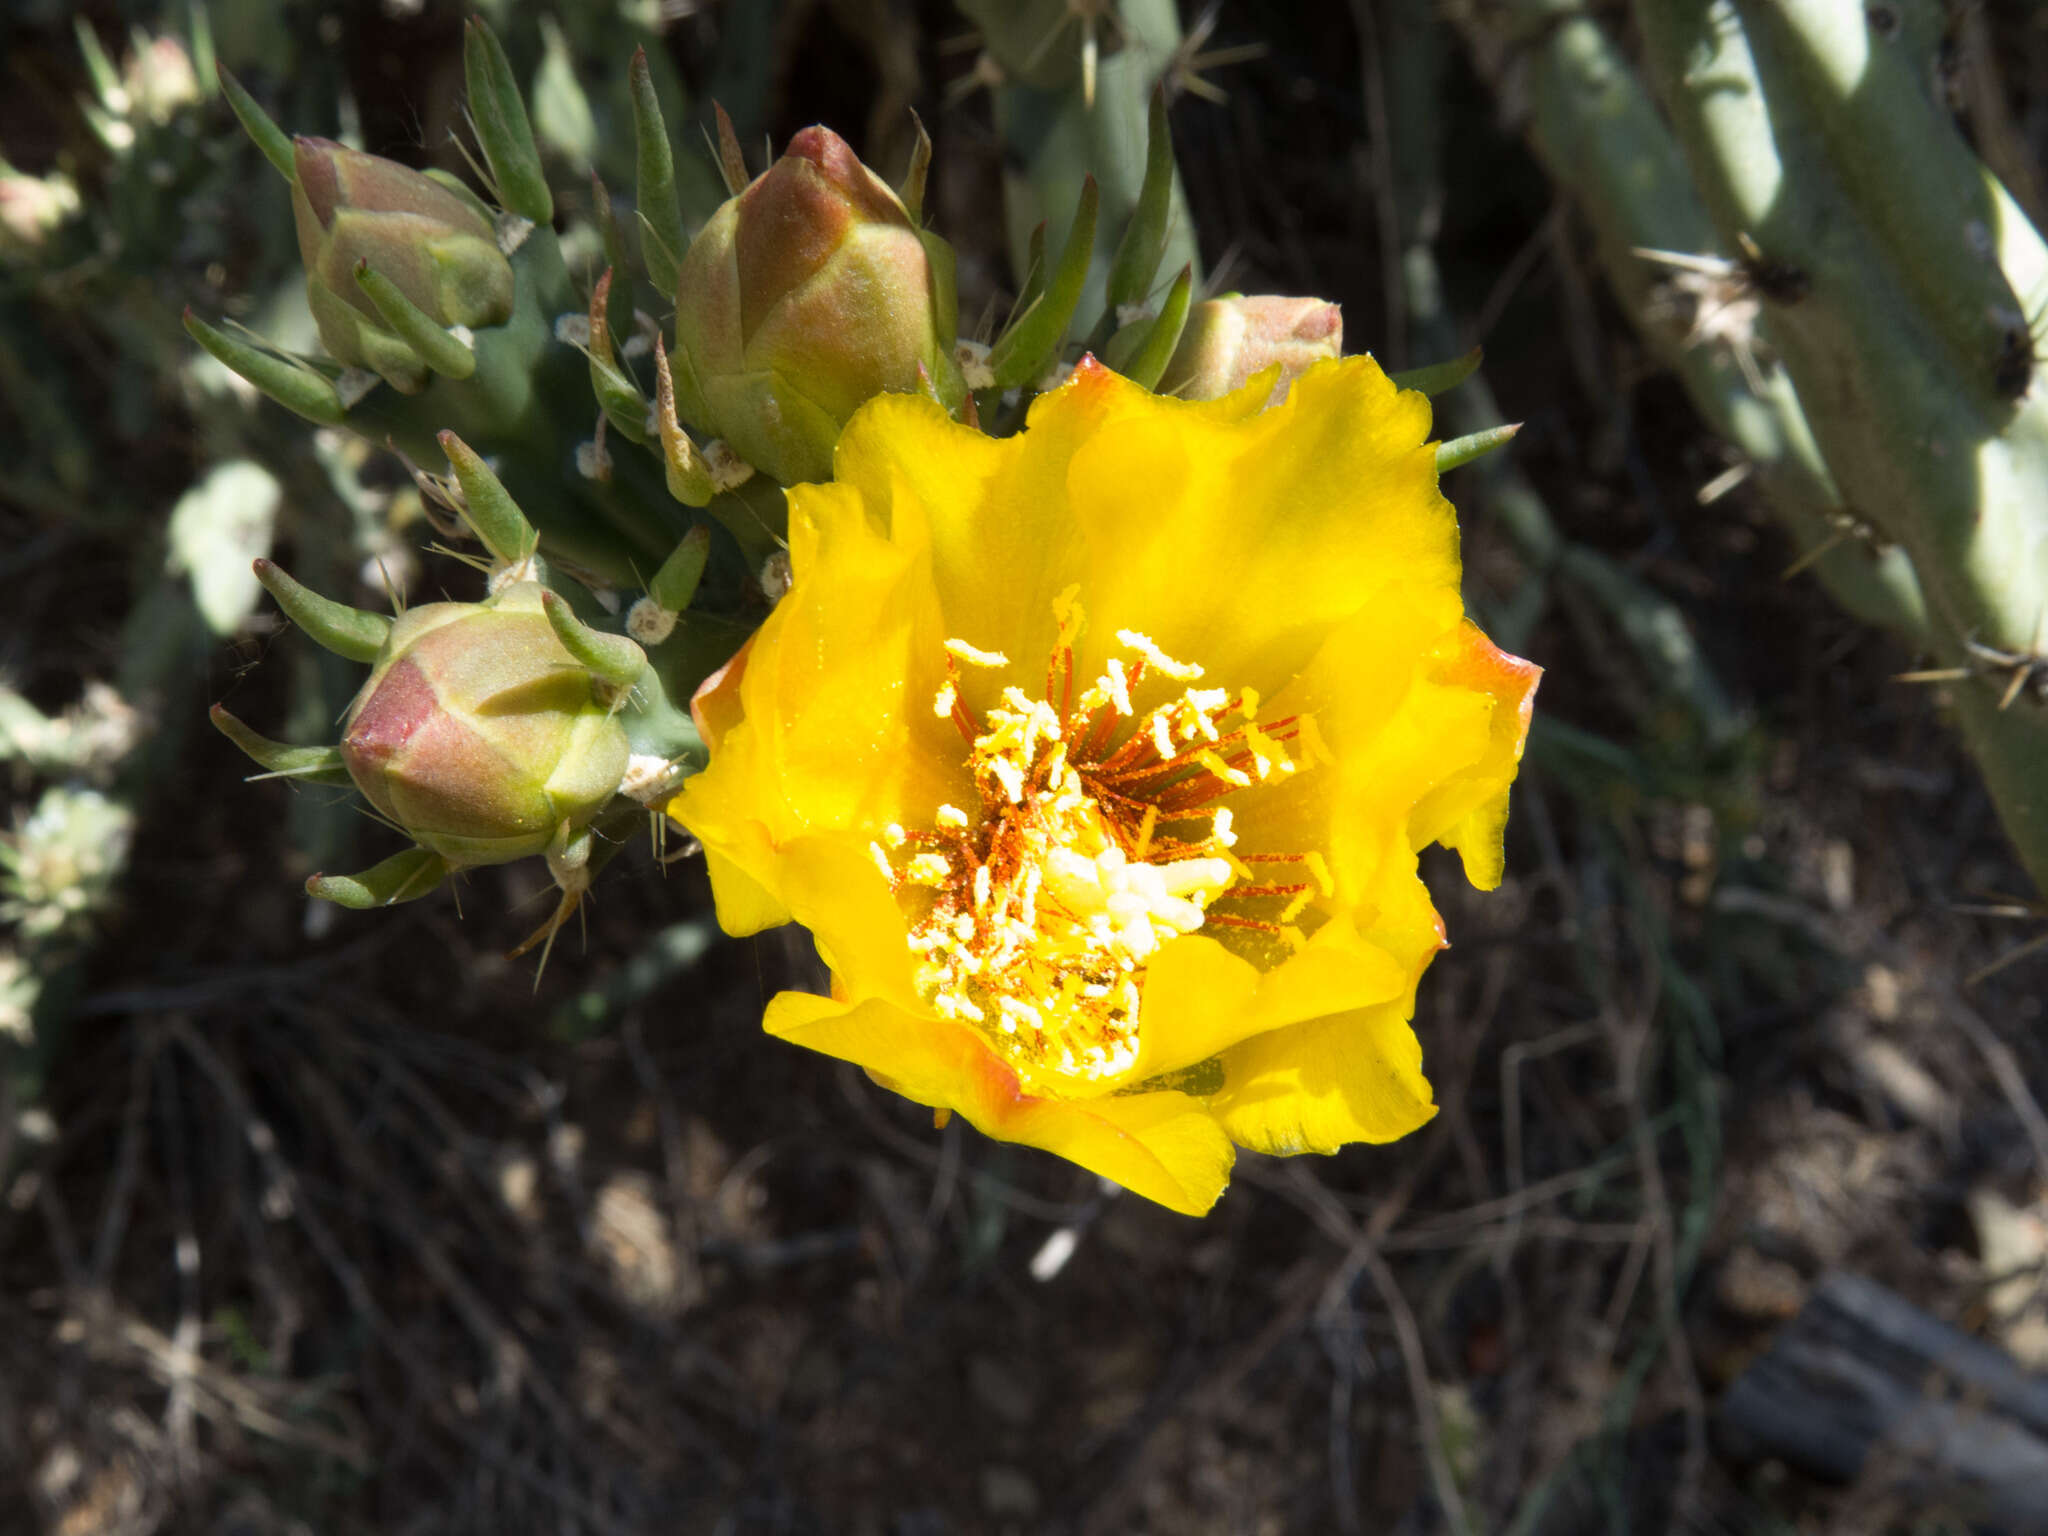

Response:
(1435, 422), (1521, 475)
(308, 847), (448, 909)
(215, 64), (294, 179)
(437, 431), (538, 570)
(988, 177), (1098, 389)
(652, 338), (715, 506)
(254, 557), (391, 662)
(670, 125), (965, 486)
(462, 17), (553, 224)
(539, 589), (648, 696)
(1158, 295), (1343, 406)
(184, 309), (347, 426)
(209, 705), (353, 786)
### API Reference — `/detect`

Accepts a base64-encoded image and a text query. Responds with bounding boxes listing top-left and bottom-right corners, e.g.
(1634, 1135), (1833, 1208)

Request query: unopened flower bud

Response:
(291, 137), (514, 390)
(339, 583), (629, 869)
(671, 125), (962, 486)
(1158, 295), (1343, 406)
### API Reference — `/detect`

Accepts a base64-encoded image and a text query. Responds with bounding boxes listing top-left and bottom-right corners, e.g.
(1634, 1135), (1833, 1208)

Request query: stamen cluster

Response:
(870, 592), (1325, 1090)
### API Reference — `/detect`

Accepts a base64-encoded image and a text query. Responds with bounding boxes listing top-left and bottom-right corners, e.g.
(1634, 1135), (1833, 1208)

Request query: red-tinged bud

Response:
(339, 583), (629, 870)
(290, 137), (514, 389)
(1158, 295), (1344, 406)
(671, 125), (963, 485)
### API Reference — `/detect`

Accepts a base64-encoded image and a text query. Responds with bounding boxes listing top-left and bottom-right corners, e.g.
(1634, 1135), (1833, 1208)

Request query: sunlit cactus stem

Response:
(1623, 0), (2048, 892)
(1455, 0), (2048, 891)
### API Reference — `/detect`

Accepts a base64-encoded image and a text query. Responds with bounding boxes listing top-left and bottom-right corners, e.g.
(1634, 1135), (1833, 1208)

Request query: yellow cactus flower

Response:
(669, 356), (1538, 1215)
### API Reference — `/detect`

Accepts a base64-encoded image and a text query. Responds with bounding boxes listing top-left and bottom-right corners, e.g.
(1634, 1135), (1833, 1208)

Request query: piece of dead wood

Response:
(1717, 1270), (2048, 1531)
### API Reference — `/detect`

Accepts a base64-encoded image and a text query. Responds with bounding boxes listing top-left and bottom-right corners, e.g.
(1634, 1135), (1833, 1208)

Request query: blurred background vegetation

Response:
(4, 1), (2047, 1532)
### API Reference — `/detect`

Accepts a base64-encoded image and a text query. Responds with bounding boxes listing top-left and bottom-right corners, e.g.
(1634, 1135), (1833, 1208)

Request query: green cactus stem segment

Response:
(649, 526), (712, 615)
(1391, 348), (1483, 398)
(1108, 263), (1193, 390)
(629, 47), (688, 297)
(462, 17), (552, 224)
(1102, 85), (1176, 321)
(1436, 422), (1521, 474)
(989, 175), (1098, 389)
(1738, 0), (2038, 387)
(308, 847), (449, 909)
(540, 589), (648, 694)
(586, 268), (649, 444)
(253, 558), (391, 662)
(216, 64), (294, 180)
(437, 431), (536, 567)
(183, 309), (347, 426)
(354, 260), (477, 382)
(209, 706), (354, 786)
(651, 339), (716, 506)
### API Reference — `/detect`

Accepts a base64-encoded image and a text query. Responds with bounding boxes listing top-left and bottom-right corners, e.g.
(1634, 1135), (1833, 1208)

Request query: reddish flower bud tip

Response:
(293, 136), (343, 229)
(1295, 303), (1342, 342)
(342, 655), (436, 775)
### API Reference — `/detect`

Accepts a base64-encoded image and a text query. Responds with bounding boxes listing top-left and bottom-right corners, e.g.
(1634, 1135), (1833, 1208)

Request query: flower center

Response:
(870, 590), (1329, 1091)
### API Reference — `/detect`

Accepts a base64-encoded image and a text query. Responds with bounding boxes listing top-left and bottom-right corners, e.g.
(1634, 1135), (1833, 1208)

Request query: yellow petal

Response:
(701, 843), (788, 935)
(772, 833), (922, 1010)
(833, 393), (1080, 700)
(1211, 997), (1439, 1155)
(1130, 915), (1411, 1082)
(765, 989), (1233, 1214)
(1060, 356), (1461, 697)
(1407, 620), (1542, 890)
(668, 477), (969, 921)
